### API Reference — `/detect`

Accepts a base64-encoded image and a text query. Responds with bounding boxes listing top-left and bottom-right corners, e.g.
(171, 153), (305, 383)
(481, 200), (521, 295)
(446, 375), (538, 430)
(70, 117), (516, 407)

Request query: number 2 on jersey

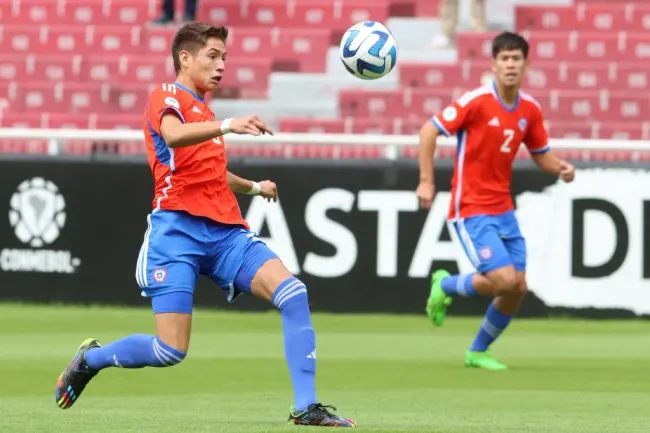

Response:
(500, 129), (515, 153)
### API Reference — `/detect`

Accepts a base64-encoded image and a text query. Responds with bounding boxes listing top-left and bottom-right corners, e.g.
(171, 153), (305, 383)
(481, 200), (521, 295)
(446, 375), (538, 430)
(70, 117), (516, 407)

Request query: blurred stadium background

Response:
(1, 0), (650, 432)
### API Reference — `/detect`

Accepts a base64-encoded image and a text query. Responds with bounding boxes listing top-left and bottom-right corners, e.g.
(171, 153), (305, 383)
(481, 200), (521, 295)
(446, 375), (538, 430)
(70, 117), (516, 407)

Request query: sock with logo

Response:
(469, 303), (513, 351)
(271, 277), (316, 411)
(441, 273), (479, 296)
(84, 335), (186, 370)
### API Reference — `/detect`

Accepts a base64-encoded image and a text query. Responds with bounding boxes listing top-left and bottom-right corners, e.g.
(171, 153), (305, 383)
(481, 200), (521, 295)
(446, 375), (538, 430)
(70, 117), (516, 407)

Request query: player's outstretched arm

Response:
(416, 121), (441, 208)
(160, 113), (274, 149)
(531, 151), (575, 182)
(227, 171), (278, 202)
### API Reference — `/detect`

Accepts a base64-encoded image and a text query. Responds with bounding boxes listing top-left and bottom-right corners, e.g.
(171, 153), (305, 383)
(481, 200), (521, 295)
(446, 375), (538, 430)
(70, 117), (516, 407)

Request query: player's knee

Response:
(489, 269), (518, 295)
(152, 336), (187, 367)
(516, 278), (528, 295)
(271, 276), (309, 311)
(250, 258), (293, 302)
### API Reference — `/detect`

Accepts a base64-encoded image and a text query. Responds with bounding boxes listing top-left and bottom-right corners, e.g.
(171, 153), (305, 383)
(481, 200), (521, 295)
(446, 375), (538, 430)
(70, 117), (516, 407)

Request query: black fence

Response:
(0, 158), (646, 318)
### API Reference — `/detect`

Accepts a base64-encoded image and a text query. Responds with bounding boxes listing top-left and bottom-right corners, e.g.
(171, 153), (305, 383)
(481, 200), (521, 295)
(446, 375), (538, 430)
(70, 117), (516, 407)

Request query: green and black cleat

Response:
(288, 403), (357, 427)
(55, 338), (101, 409)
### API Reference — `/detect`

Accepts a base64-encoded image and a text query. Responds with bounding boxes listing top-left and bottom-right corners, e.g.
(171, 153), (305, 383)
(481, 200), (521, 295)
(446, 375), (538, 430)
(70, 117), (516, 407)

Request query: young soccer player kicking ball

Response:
(55, 22), (356, 427)
(416, 31), (575, 370)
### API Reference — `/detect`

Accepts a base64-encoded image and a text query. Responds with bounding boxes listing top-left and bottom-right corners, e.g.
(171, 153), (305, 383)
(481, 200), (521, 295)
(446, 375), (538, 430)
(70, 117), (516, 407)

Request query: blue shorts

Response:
(135, 210), (277, 314)
(451, 210), (526, 274)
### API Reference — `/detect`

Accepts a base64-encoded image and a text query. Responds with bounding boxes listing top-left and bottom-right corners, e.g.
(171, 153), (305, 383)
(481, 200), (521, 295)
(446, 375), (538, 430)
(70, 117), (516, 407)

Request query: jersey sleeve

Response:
(147, 84), (187, 135)
(524, 106), (550, 155)
(431, 92), (478, 137)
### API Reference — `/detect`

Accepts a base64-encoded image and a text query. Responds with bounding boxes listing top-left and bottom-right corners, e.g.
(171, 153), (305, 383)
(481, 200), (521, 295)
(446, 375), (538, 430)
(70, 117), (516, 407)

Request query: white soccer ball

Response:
(339, 21), (398, 80)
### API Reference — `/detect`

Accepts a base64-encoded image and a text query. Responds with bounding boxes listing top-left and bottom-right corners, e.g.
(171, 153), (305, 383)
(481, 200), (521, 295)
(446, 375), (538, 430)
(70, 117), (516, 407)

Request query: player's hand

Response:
(416, 181), (435, 209)
(559, 160), (575, 183)
(258, 180), (278, 202)
(230, 115), (274, 136)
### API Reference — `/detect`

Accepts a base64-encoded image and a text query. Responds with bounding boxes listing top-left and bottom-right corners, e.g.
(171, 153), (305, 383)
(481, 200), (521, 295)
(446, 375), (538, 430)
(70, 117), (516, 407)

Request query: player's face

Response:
(188, 38), (226, 94)
(492, 49), (527, 89)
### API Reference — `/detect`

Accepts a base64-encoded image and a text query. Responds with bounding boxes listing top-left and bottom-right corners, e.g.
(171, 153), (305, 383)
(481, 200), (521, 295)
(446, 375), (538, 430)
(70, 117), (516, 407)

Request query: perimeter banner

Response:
(0, 159), (647, 317)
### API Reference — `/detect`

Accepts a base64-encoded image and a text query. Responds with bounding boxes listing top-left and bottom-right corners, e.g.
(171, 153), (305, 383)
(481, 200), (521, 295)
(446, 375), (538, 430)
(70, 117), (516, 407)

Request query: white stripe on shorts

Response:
(454, 220), (481, 268)
(136, 215), (153, 289)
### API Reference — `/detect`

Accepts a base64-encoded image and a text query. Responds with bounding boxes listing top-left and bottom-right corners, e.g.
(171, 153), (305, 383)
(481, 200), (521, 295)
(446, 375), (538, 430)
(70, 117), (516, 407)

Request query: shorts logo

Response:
(152, 267), (168, 283)
(518, 118), (528, 132)
(479, 246), (493, 261)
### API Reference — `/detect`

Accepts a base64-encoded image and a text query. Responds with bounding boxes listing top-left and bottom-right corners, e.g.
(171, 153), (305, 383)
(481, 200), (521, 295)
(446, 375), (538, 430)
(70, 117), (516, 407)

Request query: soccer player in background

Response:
(416, 32), (575, 370)
(55, 22), (356, 427)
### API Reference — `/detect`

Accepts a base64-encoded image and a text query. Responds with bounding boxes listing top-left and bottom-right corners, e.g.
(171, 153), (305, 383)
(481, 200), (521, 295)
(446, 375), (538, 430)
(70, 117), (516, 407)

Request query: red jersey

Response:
(143, 82), (248, 228)
(431, 82), (549, 220)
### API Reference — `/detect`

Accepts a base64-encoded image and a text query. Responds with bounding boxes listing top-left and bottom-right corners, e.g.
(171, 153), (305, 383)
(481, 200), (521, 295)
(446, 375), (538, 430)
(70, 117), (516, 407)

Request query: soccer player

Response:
(416, 31), (575, 370)
(55, 22), (356, 427)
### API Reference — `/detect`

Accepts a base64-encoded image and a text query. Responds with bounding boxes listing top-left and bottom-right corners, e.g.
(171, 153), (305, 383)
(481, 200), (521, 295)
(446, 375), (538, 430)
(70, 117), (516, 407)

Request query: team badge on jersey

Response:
(518, 118), (528, 132)
(479, 246), (493, 261)
(442, 106), (457, 121)
(153, 267), (168, 283)
(164, 97), (180, 109)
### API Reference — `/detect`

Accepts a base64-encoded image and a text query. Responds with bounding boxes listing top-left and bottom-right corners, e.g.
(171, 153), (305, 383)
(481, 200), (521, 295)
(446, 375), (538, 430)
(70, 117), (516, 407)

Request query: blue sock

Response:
(441, 273), (478, 296)
(272, 277), (316, 412)
(84, 334), (186, 370)
(470, 303), (513, 352)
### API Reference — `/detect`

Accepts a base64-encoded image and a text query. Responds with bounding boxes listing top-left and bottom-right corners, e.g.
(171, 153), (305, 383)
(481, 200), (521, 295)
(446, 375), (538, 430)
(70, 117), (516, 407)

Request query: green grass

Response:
(1, 304), (650, 432)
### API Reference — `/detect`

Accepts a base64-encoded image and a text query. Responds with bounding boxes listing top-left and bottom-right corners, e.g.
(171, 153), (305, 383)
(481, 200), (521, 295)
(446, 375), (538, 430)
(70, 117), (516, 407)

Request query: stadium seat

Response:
(516, 3), (650, 32)
(198, 0), (391, 29)
(279, 118), (347, 133)
(0, 55), (83, 82)
(0, 25), (143, 55)
(5, 0), (155, 25)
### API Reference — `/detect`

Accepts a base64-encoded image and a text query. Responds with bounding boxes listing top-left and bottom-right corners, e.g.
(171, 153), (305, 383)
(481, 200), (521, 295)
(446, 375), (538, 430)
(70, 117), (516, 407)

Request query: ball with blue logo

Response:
(339, 21), (398, 80)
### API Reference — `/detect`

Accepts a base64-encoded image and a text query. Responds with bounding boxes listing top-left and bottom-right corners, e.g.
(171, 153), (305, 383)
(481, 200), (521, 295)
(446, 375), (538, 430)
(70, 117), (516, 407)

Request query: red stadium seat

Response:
(407, 88), (460, 117)
(0, 25), (142, 55)
(94, 113), (143, 130)
(0, 112), (45, 128)
(339, 89), (400, 118)
(399, 62), (489, 89)
(6, 0), (155, 25)
(0, 82), (22, 112)
(516, 3), (650, 33)
(83, 55), (175, 84)
(350, 117), (396, 134)
(457, 30), (650, 63)
(214, 57), (273, 97)
(13, 82), (151, 114)
(18, 82), (109, 113)
(279, 118), (346, 133)
(198, 0), (390, 30)
(7, 0), (61, 25)
(0, 55), (84, 82)
(46, 113), (92, 129)
(526, 89), (650, 122)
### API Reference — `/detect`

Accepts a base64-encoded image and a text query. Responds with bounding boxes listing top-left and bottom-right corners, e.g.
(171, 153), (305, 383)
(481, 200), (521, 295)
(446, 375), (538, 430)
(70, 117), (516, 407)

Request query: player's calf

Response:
(56, 334), (187, 409)
(467, 269), (526, 365)
(270, 275), (317, 411)
(84, 334), (187, 370)
(248, 257), (355, 425)
(83, 293), (192, 371)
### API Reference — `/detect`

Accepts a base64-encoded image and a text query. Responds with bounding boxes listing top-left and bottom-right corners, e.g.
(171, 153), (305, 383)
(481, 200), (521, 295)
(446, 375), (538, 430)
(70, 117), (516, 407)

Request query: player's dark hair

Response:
(491, 31), (529, 59)
(171, 22), (229, 74)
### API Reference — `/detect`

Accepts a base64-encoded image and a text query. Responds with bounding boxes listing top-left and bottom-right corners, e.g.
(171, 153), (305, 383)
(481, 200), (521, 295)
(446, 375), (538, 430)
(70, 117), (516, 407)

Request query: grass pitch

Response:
(0, 304), (649, 432)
